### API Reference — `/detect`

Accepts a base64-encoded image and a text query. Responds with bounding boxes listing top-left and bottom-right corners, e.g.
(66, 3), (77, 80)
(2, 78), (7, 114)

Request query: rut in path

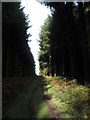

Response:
(40, 79), (63, 119)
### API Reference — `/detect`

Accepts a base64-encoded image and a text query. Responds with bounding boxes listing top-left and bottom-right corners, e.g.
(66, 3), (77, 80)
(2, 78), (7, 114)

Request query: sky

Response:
(21, 0), (51, 75)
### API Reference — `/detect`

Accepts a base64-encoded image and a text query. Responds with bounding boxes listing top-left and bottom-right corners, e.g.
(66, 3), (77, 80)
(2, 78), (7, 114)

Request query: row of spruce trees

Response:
(2, 2), (35, 78)
(38, 2), (90, 84)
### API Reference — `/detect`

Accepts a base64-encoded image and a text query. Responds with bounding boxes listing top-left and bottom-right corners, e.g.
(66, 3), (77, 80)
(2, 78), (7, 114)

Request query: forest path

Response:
(3, 75), (63, 119)
(3, 75), (89, 119)
(40, 77), (63, 119)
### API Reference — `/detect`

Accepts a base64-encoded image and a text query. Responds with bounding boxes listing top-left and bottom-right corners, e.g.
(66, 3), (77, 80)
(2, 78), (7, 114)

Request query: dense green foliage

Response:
(39, 2), (90, 84)
(2, 2), (35, 77)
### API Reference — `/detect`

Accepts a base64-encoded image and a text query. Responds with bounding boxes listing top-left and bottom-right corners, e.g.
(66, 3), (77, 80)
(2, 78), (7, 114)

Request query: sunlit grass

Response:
(46, 76), (89, 118)
(33, 79), (51, 118)
(33, 86), (51, 118)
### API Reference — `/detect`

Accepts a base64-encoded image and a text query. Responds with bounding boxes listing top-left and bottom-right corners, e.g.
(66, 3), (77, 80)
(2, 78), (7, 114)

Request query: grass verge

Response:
(45, 76), (90, 119)
(33, 83), (51, 118)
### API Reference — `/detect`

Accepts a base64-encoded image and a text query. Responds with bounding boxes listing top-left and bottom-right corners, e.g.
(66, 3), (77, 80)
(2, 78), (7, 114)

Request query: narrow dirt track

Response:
(41, 79), (63, 119)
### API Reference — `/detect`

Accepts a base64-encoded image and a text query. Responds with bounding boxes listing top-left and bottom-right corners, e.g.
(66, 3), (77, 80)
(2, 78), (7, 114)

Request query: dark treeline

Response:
(2, 2), (35, 78)
(39, 2), (90, 84)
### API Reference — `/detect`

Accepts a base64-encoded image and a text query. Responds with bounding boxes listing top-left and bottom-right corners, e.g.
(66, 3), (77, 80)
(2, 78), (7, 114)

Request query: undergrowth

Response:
(45, 76), (90, 119)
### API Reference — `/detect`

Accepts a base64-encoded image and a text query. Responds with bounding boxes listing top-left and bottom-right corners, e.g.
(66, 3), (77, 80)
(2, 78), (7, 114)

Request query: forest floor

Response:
(3, 75), (62, 119)
(2, 75), (90, 119)
(44, 76), (90, 119)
